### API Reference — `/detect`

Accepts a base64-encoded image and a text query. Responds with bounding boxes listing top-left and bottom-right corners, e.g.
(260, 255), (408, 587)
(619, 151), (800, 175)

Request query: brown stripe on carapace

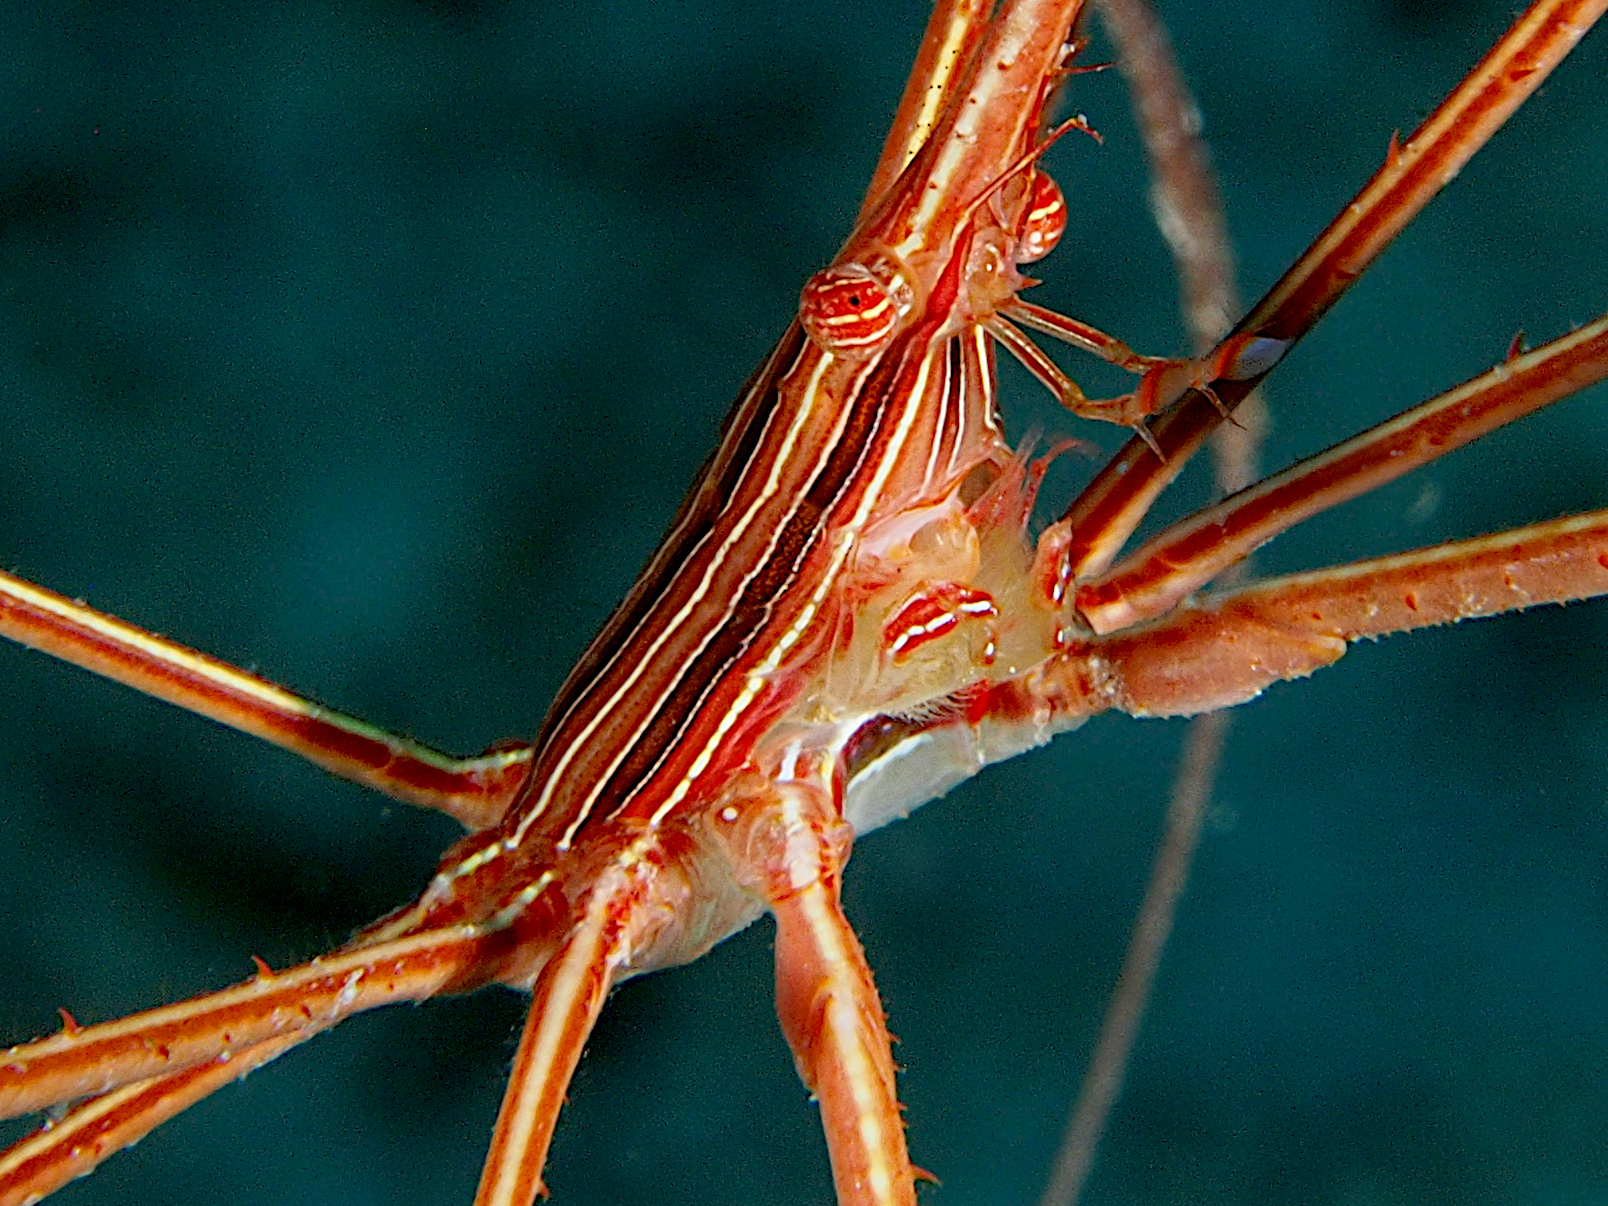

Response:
(592, 230), (983, 827)
(531, 323), (807, 752)
(525, 216), (984, 841)
(598, 337), (926, 821)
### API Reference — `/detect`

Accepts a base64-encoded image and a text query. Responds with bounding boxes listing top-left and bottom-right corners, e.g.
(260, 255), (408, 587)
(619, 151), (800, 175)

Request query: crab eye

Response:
(1014, 169), (1066, 264)
(799, 264), (900, 356)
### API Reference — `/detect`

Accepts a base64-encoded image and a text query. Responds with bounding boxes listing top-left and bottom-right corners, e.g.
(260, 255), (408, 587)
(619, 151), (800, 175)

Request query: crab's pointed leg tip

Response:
(1134, 422), (1166, 462)
(1200, 384), (1235, 421)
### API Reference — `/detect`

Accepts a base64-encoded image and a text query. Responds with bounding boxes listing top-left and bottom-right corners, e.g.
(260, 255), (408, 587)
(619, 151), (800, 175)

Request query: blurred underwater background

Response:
(0, 1), (1605, 1203)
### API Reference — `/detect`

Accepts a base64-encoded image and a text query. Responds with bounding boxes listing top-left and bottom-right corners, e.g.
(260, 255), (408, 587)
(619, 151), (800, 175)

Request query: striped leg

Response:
(0, 926), (498, 1203)
(0, 928), (495, 1120)
(0, 569), (531, 829)
(711, 783), (915, 1206)
(0, 1035), (302, 1206)
(472, 862), (656, 1206)
(1042, 510), (1608, 723)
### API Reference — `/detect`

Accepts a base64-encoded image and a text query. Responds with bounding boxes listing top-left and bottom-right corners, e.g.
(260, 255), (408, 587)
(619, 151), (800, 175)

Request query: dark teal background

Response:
(1, 2), (1606, 1204)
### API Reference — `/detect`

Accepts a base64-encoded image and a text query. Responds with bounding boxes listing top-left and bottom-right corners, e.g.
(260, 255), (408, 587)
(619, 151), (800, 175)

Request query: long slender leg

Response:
(1045, 511), (1608, 721)
(1062, 0), (1607, 579)
(0, 570), (531, 828)
(0, 1034), (302, 1206)
(1040, 0), (1251, 1197)
(710, 783), (914, 1206)
(0, 925), (498, 1121)
(0, 923), (516, 1203)
(473, 862), (656, 1206)
(1077, 313), (1608, 632)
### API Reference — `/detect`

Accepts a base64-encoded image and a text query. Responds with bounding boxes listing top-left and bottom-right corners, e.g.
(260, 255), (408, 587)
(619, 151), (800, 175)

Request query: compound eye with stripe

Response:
(799, 263), (903, 357)
(1013, 169), (1066, 264)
